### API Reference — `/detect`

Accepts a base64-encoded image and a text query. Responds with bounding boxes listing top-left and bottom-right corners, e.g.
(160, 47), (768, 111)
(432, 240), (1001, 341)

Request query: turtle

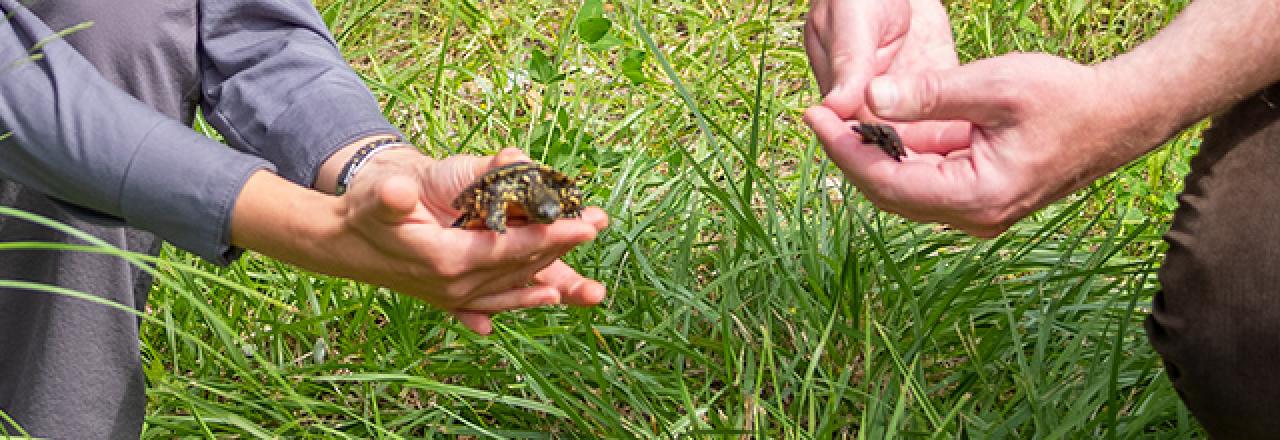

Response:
(451, 161), (584, 233)
(852, 122), (906, 161)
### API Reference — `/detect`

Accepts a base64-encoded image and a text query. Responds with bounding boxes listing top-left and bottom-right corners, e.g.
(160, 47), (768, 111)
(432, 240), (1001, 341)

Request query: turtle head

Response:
(527, 185), (562, 224)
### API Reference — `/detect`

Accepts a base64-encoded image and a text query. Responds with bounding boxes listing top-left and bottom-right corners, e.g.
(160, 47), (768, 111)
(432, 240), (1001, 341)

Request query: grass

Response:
(5, 0), (1204, 437)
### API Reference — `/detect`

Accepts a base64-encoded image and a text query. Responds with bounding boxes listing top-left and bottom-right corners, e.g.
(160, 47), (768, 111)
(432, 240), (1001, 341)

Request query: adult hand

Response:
(805, 53), (1154, 237)
(232, 148), (608, 335)
(805, 0), (969, 153)
(340, 148), (609, 334)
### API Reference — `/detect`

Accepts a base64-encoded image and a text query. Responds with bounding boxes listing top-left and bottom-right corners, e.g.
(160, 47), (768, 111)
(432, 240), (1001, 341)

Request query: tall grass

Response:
(3, 0), (1203, 437)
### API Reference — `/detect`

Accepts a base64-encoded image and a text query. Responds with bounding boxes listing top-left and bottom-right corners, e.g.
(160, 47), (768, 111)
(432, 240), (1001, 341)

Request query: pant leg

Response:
(0, 3), (197, 438)
(1147, 83), (1280, 438)
(0, 182), (160, 440)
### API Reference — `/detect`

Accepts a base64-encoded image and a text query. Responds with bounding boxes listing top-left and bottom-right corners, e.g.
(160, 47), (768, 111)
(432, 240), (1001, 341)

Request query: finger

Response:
(895, 120), (973, 154)
(489, 148), (533, 169)
(428, 206), (605, 288)
(466, 257), (606, 312)
(463, 207), (606, 265)
(805, 105), (984, 215)
(455, 311), (494, 335)
(437, 147), (533, 195)
(468, 237), (574, 298)
(806, 0), (831, 53)
(429, 153), (487, 197)
(804, 105), (900, 180)
(867, 60), (1019, 125)
(534, 260), (606, 306)
(468, 259), (550, 300)
(459, 285), (560, 314)
(428, 148), (536, 204)
(803, 7), (834, 93)
(820, 3), (882, 119)
(577, 206), (609, 230)
(459, 207), (608, 298)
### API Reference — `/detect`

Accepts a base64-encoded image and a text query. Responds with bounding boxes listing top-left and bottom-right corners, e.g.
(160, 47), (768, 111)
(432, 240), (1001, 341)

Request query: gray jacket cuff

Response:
(119, 122), (274, 264)
(202, 80), (401, 190)
(267, 83), (402, 188)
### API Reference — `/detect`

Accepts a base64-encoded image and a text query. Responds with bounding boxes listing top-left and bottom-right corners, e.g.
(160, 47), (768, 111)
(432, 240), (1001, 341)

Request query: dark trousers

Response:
(0, 3), (192, 438)
(1148, 83), (1280, 438)
(0, 185), (158, 440)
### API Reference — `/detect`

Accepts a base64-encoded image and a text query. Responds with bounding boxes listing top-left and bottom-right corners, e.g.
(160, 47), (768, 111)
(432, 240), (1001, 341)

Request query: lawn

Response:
(126, 0), (1205, 437)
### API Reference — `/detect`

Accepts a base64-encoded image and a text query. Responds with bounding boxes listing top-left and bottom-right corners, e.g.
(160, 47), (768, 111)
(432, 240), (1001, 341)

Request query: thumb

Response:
(489, 148), (533, 169)
(432, 148), (532, 195)
(866, 62), (1017, 126)
(455, 311), (493, 335)
(368, 174), (421, 224)
(455, 148), (532, 185)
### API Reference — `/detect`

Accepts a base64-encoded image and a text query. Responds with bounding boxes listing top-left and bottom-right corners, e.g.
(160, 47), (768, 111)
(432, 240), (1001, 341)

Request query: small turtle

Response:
(451, 162), (584, 233)
(852, 123), (906, 161)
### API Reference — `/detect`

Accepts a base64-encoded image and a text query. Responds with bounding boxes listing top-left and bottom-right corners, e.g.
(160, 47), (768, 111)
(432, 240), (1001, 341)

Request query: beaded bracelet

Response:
(334, 138), (413, 195)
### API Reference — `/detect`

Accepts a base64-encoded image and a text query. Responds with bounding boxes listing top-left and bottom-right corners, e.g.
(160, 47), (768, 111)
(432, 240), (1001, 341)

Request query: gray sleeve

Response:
(199, 0), (401, 188)
(0, 0), (274, 264)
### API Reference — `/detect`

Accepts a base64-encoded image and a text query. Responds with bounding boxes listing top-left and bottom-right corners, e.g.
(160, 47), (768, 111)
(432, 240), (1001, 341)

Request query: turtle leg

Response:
(561, 188), (583, 218)
(484, 199), (508, 233)
(563, 206), (581, 219)
(451, 212), (471, 229)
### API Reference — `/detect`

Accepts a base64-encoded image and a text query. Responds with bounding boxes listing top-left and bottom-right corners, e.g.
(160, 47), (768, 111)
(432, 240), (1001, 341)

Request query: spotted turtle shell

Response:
(451, 162), (583, 233)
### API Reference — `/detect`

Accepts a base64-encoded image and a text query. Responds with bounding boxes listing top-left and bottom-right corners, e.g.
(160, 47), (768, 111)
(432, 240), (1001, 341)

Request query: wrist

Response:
(231, 170), (347, 268)
(315, 134), (406, 194)
(359, 147), (431, 176)
(1089, 59), (1189, 162)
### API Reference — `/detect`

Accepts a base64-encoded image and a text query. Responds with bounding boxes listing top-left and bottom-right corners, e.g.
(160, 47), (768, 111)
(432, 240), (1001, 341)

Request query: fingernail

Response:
(541, 293), (561, 306)
(869, 77), (898, 114)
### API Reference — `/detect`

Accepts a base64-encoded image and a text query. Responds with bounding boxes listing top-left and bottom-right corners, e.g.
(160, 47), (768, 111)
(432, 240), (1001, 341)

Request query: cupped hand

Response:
(338, 148), (608, 334)
(805, 0), (970, 154)
(806, 53), (1140, 237)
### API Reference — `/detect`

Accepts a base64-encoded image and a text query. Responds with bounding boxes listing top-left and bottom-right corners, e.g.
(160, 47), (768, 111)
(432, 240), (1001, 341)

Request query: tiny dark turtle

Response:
(451, 162), (584, 233)
(852, 123), (905, 161)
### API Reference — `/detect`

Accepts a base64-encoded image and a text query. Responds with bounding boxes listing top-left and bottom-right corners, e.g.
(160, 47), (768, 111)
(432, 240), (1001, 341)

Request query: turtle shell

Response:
(451, 162), (583, 233)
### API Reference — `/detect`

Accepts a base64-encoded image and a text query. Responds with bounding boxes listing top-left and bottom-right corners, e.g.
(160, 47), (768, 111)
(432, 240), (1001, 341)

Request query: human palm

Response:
(342, 148), (608, 334)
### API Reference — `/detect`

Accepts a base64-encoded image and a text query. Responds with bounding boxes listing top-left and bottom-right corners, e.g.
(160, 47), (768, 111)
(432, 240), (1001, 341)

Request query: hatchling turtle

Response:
(451, 161), (584, 233)
(852, 122), (905, 161)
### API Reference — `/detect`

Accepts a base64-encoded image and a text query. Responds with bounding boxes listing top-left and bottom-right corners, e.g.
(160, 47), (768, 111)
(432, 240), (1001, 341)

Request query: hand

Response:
(232, 149), (608, 335)
(340, 148), (609, 334)
(805, 0), (970, 154)
(804, 53), (1152, 236)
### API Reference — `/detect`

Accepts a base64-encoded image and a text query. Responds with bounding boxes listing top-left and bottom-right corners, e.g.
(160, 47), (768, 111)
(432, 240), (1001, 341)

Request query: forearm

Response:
(0, 0), (273, 262)
(1098, 0), (1280, 155)
(229, 170), (343, 268)
(199, 0), (401, 188)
